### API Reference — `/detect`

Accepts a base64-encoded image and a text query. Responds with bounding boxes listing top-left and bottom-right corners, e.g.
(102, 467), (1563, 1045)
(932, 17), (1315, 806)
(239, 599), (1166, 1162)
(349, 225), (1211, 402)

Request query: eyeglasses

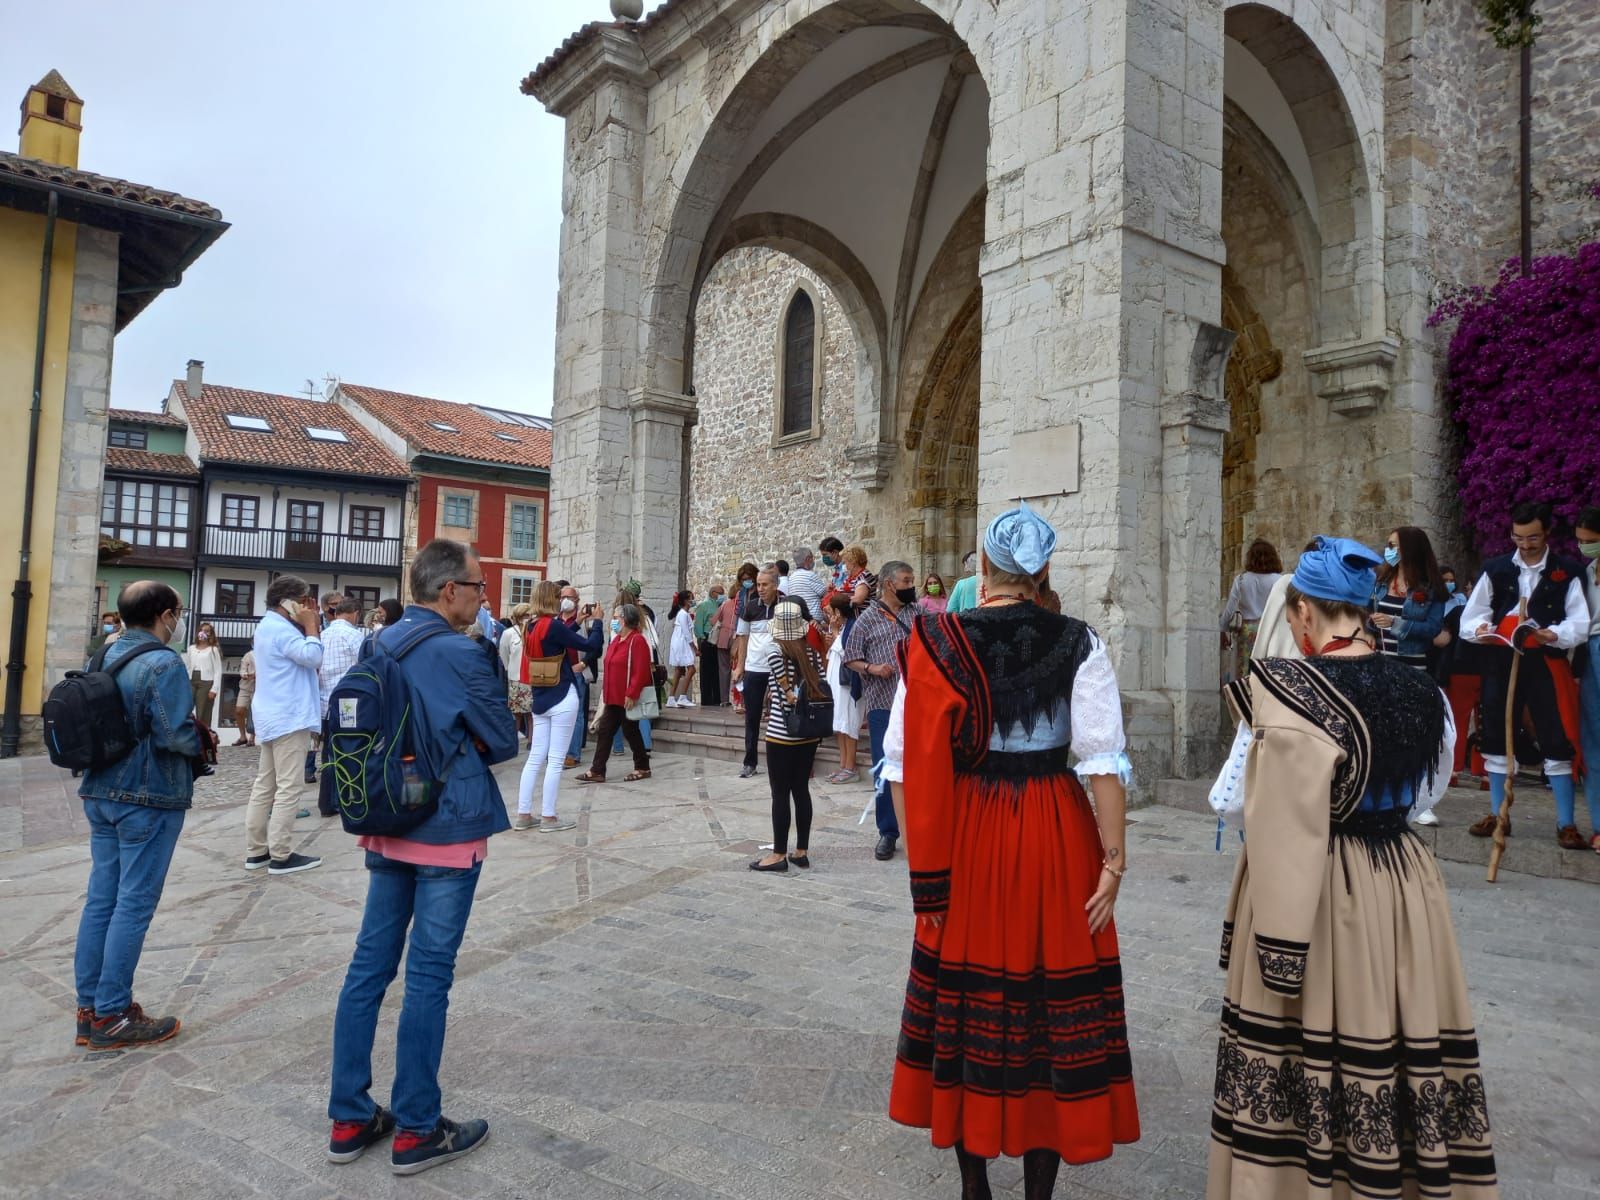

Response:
(452, 579), (488, 592)
(1510, 535), (1545, 545)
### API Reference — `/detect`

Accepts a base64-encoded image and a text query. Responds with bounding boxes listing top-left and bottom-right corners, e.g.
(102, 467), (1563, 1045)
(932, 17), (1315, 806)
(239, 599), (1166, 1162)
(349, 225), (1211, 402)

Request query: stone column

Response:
(44, 226), (119, 699)
(537, 32), (650, 605)
(629, 388), (696, 595)
(974, 0), (1226, 780)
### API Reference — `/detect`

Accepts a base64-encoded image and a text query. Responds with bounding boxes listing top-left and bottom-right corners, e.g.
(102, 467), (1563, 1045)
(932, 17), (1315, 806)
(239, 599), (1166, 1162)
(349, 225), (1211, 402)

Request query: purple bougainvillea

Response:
(1428, 242), (1600, 557)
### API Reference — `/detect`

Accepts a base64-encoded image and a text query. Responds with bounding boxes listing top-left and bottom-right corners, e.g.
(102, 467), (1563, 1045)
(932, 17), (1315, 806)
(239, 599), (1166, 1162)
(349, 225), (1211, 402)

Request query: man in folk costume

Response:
(1459, 501), (1590, 849)
(1209, 536), (1497, 1199)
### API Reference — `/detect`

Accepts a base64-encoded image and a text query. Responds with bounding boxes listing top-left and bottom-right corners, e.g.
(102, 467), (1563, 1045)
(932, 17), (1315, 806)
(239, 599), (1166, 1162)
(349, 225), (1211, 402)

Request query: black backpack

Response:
(43, 641), (173, 771)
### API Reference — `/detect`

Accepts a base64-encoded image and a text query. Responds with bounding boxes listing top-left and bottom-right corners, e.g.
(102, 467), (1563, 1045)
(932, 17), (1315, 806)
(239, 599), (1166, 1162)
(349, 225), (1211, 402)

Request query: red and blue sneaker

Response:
(391, 1117), (489, 1175)
(328, 1107), (396, 1163)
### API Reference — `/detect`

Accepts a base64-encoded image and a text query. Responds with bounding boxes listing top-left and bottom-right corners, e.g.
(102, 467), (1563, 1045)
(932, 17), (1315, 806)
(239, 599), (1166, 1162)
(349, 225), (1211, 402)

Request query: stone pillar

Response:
(538, 31), (650, 605)
(44, 225), (119, 699)
(974, 0), (1226, 780)
(629, 388), (696, 595)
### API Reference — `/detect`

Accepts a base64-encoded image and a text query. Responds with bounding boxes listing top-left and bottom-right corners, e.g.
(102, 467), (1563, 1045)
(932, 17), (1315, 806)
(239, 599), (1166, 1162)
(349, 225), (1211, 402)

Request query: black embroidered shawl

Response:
(908, 605), (1095, 777)
(1236, 656), (1445, 821)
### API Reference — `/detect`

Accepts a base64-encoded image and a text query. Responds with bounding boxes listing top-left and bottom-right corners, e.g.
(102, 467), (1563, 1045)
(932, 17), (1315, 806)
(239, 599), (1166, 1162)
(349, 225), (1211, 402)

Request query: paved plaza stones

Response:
(3, 744), (1599, 1199)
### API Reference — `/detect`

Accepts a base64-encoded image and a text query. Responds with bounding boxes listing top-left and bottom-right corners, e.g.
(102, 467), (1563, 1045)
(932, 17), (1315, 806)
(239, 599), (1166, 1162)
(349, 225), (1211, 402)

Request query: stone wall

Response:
(685, 246), (855, 588)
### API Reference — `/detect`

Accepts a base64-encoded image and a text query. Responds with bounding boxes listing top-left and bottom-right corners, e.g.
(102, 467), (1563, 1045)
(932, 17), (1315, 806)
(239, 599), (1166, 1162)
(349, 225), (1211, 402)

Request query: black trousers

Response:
(742, 672), (769, 769)
(1478, 649), (1575, 761)
(766, 739), (817, 853)
(698, 639), (721, 706)
(590, 703), (649, 776)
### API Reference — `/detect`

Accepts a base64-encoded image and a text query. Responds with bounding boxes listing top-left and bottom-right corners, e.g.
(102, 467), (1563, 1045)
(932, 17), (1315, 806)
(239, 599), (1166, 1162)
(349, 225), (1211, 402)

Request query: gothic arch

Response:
(775, 281), (824, 442)
(1224, 1), (1383, 346)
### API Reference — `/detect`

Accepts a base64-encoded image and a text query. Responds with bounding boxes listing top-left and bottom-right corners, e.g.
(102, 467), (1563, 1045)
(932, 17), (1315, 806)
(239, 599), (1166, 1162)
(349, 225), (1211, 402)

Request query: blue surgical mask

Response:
(102, 623), (115, 633)
(741, 579), (754, 590)
(821, 554), (836, 567)
(1383, 546), (1400, 566)
(1445, 581), (1457, 594)
(610, 620), (621, 634)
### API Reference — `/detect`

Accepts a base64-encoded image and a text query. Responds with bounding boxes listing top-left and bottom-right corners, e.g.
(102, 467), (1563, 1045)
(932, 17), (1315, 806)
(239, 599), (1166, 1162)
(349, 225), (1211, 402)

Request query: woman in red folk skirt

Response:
(883, 506), (1140, 1200)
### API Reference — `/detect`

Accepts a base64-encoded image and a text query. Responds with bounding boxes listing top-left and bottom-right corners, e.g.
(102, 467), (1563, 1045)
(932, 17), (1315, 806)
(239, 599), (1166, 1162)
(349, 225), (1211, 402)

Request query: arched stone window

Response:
(775, 284), (821, 443)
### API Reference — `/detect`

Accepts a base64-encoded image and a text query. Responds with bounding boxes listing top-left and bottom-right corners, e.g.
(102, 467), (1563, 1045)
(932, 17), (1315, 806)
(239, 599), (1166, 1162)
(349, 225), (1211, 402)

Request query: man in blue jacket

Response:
(326, 538), (518, 1175)
(74, 581), (202, 1051)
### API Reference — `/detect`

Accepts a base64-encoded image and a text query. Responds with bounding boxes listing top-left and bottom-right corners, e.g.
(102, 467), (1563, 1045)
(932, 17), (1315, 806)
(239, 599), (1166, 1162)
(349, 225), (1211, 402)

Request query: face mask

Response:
(821, 554), (836, 567)
(560, 598), (576, 612)
(161, 615), (178, 644)
(1580, 542), (1600, 560)
(198, 633), (209, 642)
(1383, 547), (1400, 567)
(741, 579), (754, 590)
(610, 620), (621, 634)
(1445, 581), (1457, 594)
(894, 586), (917, 606)
(102, 623), (115, 633)
(926, 583), (942, 596)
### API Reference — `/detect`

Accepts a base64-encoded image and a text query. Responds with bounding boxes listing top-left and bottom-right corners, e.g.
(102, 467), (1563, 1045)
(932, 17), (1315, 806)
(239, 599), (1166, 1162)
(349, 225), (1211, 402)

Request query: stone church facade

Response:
(524, 0), (1600, 780)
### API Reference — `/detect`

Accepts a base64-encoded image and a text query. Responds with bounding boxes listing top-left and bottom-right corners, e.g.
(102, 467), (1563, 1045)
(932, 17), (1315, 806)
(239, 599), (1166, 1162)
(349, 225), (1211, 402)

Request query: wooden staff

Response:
(1486, 598), (1528, 883)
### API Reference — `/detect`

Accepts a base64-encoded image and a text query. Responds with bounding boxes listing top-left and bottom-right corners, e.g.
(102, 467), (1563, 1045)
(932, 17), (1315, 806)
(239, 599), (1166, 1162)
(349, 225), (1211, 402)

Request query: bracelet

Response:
(1101, 860), (1126, 879)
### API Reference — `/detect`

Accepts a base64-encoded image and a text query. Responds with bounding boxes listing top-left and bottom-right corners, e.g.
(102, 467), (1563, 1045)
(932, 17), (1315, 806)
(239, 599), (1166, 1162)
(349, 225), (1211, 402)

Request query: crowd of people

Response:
(68, 492), (1600, 1193)
(1221, 500), (1600, 853)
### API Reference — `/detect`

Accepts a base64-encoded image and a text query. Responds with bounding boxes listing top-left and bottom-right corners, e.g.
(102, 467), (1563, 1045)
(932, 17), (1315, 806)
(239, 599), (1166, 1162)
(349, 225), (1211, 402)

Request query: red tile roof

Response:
(108, 406), (187, 428)
(339, 384), (552, 472)
(105, 447), (198, 477)
(180, 383), (411, 480)
(0, 151), (222, 220)
(520, 2), (677, 96)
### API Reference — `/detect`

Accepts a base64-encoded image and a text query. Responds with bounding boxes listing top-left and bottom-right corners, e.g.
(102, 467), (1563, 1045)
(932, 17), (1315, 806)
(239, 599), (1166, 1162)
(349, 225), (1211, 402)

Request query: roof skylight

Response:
(305, 426), (349, 443)
(428, 420), (459, 432)
(493, 432), (521, 442)
(223, 413), (272, 432)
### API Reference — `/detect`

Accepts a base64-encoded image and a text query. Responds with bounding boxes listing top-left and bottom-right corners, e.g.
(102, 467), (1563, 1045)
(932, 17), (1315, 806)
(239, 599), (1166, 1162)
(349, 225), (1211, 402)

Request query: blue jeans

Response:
(329, 852), (482, 1134)
(867, 708), (898, 837)
(567, 672), (590, 760)
(74, 799), (186, 1014)
(613, 716), (652, 754)
(1581, 635), (1600, 830)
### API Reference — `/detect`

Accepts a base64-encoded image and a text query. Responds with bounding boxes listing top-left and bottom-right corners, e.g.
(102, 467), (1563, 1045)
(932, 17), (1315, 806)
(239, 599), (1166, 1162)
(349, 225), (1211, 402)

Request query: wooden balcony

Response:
(200, 524), (402, 570)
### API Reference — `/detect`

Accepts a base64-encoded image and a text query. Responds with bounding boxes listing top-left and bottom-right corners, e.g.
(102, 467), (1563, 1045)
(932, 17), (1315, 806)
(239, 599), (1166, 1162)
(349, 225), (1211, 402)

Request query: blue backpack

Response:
(321, 623), (452, 836)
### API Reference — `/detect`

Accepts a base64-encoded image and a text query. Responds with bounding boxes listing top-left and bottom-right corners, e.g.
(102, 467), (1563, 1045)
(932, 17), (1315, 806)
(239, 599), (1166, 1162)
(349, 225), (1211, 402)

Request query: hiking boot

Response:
(512, 813), (535, 831)
(1467, 813), (1505, 838)
(391, 1117), (490, 1175)
(329, 1107), (396, 1163)
(268, 852), (322, 875)
(88, 1002), (179, 1050)
(1557, 824), (1586, 851)
(75, 1006), (93, 1047)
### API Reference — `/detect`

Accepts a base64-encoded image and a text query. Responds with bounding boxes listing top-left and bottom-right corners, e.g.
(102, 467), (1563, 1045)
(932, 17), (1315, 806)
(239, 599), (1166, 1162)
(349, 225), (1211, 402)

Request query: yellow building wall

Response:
(0, 206), (78, 718)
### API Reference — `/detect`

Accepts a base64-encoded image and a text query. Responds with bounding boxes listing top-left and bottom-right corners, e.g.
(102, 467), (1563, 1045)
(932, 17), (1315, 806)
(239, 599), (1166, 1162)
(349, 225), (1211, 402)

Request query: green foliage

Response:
(1422, 0), (1541, 50)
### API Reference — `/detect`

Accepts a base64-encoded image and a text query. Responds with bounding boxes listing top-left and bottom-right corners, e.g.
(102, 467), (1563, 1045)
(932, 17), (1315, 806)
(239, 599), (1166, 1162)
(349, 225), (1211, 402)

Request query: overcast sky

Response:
(4, 1), (604, 416)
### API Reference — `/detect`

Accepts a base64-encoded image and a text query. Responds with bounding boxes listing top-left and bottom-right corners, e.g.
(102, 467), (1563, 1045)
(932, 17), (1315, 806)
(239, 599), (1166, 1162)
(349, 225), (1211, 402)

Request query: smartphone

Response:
(282, 599), (303, 621)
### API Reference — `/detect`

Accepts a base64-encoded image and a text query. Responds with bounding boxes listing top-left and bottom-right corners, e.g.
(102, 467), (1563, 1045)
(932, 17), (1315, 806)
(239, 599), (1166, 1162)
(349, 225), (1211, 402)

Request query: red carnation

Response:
(1551, 569), (1569, 583)
(1411, 590), (1428, 604)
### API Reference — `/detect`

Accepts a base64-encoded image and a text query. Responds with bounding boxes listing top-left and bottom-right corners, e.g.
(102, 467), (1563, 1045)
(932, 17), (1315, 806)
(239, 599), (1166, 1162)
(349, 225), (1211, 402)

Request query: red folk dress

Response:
(883, 605), (1141, 1162)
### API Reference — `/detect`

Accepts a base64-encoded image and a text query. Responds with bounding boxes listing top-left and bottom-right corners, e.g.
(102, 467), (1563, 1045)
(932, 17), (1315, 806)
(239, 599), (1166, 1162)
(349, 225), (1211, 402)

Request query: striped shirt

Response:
(763, 644), (826, 744)
(1374, 592), (1423, 662)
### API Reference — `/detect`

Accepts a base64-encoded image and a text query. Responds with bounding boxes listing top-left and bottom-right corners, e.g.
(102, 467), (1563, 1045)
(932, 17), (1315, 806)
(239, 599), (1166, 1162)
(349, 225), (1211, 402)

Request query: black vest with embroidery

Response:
(911, 605), (1095, 782)
(1484, 552), (1581, 627)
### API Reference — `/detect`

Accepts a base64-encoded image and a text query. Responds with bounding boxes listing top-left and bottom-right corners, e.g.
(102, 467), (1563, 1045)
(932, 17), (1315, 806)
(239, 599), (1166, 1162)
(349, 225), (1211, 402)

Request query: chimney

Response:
(185, 359), (204, 400)
(19, 70), (83, 168)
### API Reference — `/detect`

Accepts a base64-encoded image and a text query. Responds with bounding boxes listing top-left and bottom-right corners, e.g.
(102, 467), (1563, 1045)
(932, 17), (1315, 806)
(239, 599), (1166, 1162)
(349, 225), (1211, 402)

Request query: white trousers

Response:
(518, 687), (581, 817)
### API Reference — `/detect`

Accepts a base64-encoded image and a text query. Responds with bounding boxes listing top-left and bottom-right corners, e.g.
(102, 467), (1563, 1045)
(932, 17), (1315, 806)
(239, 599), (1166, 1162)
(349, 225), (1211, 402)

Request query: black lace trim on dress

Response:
(1310, 655), (1447, 814)
(913, 613), (991, 770)
(909, 869), (950, 914)
(1220, 920), (1235, 971)
(953, 606), (1093, 743)
(1253, 933), (1309, 997)
(1250, 659), (1371, 821)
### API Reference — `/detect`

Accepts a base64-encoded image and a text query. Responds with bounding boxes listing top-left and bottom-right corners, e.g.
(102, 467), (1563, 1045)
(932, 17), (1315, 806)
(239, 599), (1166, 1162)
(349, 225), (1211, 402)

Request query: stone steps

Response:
(649, 702), (860, 767)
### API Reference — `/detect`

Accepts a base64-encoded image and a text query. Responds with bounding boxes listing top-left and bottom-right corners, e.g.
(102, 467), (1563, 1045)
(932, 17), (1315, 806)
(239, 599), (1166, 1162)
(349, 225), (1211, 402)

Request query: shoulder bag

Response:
(779, 654), (834, 740)
(523, 618), (565, 687)
(624, 637), (660, 721)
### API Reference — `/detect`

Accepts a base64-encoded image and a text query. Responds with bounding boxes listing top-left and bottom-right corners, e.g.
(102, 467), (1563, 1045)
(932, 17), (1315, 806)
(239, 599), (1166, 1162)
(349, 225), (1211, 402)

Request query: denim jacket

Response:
(1371, 581), (1446, 659)
(77, 629), (202, 810)
(379, 607), (520, 844)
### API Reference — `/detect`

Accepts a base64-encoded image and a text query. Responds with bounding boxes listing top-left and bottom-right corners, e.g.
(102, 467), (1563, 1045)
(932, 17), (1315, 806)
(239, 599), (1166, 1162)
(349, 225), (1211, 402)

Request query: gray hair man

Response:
(844, 559), (917, 860)
(783, 547), (828, 620)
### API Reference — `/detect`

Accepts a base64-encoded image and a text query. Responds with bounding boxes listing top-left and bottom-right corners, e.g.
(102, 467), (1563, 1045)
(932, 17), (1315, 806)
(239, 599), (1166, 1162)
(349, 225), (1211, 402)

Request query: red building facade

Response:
(336, 384), (552, 616)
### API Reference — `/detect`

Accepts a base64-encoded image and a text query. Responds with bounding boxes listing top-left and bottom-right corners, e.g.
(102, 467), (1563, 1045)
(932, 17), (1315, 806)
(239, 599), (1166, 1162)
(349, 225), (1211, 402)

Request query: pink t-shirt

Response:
(358, 835), (487, 868)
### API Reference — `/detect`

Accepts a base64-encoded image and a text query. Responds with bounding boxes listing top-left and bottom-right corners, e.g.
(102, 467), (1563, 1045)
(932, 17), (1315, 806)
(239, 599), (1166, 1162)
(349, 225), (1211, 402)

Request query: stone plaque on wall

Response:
(1006, 421), (1080, 501)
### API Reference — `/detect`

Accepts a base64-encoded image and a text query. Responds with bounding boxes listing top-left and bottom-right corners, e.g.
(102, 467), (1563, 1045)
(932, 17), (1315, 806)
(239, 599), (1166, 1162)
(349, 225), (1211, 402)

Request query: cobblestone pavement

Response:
(2, 743), (1598, 1199)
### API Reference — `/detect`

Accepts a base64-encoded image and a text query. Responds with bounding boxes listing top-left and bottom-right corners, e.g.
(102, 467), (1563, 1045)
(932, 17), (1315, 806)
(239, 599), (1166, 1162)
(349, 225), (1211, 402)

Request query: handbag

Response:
(626, 688), (661, 722)
(780, 656), (833, 740)
(523, 619), (564, 687)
